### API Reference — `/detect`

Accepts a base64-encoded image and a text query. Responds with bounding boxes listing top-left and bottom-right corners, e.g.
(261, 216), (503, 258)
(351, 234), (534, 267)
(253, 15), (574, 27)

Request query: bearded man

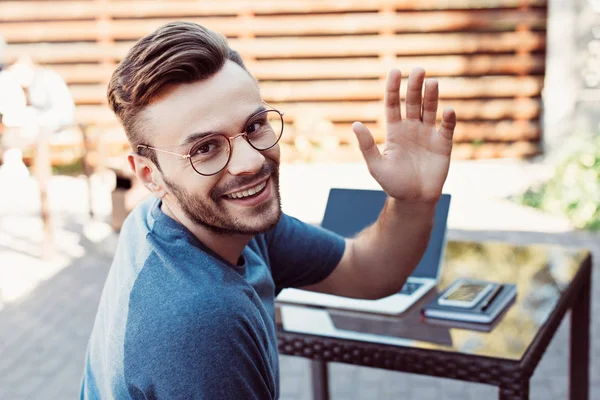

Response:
(80, 22), (456, 400)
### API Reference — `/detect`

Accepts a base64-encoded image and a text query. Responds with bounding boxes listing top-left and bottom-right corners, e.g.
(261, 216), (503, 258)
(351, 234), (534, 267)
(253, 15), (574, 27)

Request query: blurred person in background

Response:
(0, 55), (75, 142)
(0, 53), (75, 178)
(80, 22), (456, 400)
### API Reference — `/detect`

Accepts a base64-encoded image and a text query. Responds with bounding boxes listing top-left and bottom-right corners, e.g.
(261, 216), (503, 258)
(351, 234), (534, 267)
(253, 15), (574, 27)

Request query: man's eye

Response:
(194, 141), (218, 155)
(197, 144), (212, 154)
(246, 122), (262, 134)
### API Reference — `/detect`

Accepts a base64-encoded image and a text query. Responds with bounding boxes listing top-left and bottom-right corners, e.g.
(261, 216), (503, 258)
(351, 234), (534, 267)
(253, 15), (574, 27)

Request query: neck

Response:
(160, 199), (250, 266)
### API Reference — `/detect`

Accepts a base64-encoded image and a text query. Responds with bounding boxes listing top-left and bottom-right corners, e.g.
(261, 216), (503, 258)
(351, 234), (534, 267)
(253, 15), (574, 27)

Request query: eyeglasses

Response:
(137, 108), (284, 176)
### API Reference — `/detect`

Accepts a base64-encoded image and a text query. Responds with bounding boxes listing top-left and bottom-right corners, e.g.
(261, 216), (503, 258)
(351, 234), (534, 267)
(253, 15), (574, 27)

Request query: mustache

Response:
(211, 161), (278, 200)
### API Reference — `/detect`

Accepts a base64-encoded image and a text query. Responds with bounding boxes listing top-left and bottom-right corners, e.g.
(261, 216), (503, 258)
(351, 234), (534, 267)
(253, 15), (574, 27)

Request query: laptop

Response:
(276, 188), (451, 315)
(278, 288), (454, 348)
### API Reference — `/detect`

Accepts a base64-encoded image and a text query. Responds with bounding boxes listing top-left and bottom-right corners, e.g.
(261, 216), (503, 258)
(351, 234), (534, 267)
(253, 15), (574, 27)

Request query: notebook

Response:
(421, 281), (517, 324)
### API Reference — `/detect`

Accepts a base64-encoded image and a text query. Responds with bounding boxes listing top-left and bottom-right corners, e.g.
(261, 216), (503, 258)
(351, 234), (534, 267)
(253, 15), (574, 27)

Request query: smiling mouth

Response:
(224, 180), (268, 200)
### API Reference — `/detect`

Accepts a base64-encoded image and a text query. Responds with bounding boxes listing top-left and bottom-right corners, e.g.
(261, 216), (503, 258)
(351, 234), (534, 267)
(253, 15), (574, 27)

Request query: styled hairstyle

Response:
(107, 22), (248, 169)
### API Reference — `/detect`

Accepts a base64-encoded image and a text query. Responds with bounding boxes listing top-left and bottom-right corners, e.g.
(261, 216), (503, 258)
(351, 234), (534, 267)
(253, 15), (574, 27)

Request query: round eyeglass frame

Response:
(136, 108), (284, 177)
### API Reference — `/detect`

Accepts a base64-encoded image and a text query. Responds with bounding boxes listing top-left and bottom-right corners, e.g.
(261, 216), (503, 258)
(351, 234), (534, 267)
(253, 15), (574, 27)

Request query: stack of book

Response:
(421, 279), (517, 324)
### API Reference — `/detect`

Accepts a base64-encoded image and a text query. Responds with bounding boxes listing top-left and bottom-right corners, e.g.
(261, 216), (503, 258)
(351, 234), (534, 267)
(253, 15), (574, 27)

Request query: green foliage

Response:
(514, 133), (600, 230)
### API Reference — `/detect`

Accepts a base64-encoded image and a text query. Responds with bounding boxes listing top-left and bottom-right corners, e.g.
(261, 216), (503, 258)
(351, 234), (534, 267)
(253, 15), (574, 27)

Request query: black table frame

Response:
(277, 254), (592, 400)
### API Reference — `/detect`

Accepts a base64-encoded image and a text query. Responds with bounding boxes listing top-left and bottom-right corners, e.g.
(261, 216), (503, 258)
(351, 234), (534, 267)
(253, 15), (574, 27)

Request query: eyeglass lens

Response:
(188, 110), (283, 175)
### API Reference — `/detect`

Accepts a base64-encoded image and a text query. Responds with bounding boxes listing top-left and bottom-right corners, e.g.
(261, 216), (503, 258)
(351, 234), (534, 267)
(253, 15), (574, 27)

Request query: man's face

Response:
(143, 61), (282, 236)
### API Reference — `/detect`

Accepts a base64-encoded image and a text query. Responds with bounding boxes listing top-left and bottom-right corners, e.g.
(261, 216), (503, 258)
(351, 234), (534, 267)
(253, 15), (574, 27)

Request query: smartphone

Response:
(437, 280), (495, 308)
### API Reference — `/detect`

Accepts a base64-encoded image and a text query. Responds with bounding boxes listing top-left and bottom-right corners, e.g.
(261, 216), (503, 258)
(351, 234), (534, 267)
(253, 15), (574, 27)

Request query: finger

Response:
(384, 68), (402, 123)
(438, 107), (457, 140)
(352, 121), (381, 164)
(405, 67), (426, 120)
(421, 79), (439, 125)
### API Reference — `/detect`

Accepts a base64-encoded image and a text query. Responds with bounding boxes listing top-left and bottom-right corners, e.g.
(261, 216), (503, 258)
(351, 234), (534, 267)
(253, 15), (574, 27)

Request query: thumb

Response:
(352, 122), (381, 165)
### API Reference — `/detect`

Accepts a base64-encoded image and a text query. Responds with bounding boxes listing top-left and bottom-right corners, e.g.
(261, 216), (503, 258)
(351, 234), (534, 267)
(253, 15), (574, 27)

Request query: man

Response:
(81, 22), (456, 399)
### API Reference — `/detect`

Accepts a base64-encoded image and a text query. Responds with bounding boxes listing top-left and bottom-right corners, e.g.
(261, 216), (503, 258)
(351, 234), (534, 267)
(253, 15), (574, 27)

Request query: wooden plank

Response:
(3, 32), (545, 64)
(259, 76), (544, 101)
(50, 64), (114, 84)
(449, 121), (541, 141)
(3, 43), (122, 64)
(69, 85), (109, 104)
(281, 140), (541, 162)
(112, 10), (545, 37)
(75, 105), (117, 125)
(266, 100), (541, 121)
(319, 121), (541, 143)
(0, 0), (548, 22)
(48, 54), (545, 87)
(247, 55), (546, 79)
(229, 32), (546, 57)
(451, 141), (541, 159)
(0, 10), (546, 43)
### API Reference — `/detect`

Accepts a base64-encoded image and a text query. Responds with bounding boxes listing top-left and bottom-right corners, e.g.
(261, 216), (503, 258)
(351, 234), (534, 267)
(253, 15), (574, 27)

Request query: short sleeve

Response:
(265, 213), (346, 293)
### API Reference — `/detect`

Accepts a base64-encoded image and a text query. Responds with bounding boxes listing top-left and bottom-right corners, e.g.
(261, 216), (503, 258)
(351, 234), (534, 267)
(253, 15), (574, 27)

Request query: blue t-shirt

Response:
(80, 197), (345, 400)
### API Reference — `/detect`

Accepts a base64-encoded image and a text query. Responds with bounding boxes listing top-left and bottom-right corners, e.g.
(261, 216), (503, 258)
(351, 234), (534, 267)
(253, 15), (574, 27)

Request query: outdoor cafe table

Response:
(276, 240), (592, 400)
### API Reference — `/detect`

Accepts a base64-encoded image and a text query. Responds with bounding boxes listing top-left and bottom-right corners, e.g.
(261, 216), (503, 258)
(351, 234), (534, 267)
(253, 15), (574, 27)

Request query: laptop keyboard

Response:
(400, 281), (423, 295)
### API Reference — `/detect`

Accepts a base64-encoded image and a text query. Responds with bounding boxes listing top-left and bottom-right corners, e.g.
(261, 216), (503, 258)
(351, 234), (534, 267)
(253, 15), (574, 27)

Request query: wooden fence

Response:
(0, 0), (548, 164)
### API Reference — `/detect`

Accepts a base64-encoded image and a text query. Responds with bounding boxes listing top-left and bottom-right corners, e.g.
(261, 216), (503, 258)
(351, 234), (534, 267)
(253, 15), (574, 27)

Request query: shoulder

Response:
(122, 271), (276, 399)
(125, 246), (260, 342)
(124, 265), (261, 364)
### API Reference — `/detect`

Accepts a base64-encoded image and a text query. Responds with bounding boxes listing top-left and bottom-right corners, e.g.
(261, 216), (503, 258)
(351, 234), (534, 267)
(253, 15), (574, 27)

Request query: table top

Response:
(276, 240), (591, 362)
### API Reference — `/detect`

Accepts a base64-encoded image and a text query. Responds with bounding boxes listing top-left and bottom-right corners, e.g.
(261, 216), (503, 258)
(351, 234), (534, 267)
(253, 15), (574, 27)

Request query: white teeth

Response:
(227, 181), (267, 199)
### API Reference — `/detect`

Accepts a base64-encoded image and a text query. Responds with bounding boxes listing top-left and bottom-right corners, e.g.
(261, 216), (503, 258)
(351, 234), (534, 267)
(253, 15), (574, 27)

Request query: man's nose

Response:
(226, 136), (265, 176)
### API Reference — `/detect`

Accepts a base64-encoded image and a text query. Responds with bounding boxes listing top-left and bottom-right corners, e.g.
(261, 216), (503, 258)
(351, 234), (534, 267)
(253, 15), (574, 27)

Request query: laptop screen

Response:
(320, 189), (451, 280)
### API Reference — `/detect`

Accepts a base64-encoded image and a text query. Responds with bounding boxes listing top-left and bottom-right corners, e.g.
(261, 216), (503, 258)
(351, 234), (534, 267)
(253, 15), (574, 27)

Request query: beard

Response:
(162, 159), (282, 236)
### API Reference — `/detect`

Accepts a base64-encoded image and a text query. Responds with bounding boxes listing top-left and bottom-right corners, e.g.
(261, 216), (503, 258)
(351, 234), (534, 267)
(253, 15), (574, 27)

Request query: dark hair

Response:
(107, 22), (248, 169)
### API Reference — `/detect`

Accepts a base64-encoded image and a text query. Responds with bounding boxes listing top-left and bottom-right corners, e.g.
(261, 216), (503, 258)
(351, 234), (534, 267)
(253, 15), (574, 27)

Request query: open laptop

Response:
(276, 188), (451, 315)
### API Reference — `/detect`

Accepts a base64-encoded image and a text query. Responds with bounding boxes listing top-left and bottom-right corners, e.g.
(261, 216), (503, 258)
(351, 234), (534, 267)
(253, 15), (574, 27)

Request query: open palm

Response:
(353, 68), (456, 203)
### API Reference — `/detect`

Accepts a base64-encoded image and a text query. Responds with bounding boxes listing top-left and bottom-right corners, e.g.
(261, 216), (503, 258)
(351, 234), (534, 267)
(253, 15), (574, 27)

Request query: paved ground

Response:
(0, 160), (599, 399)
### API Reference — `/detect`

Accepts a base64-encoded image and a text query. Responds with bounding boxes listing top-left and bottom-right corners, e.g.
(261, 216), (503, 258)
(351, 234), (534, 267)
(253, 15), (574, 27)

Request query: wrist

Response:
(381, 197), (437, 228)
(386, 196), (437, 213)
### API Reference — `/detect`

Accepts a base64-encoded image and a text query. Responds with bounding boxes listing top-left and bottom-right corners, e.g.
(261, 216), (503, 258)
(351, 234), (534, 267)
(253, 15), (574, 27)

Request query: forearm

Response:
(349, 197), (436, 299)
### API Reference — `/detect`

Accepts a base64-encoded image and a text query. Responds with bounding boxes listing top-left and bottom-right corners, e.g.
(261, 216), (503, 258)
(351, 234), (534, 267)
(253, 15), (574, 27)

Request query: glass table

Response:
(276, 240), (592, 400)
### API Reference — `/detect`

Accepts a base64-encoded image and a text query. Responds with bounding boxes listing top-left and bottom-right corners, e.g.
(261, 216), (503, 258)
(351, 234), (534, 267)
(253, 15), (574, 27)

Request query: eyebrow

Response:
(179, 105), (267, 148)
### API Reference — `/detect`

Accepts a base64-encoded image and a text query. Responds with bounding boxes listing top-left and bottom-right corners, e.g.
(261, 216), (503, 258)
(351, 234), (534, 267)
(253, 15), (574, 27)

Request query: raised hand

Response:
(352, 67), (456, 204)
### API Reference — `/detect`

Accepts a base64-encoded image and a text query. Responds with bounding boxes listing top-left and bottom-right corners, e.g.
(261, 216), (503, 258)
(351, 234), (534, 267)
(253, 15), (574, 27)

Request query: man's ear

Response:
(128, 152), (167, 199)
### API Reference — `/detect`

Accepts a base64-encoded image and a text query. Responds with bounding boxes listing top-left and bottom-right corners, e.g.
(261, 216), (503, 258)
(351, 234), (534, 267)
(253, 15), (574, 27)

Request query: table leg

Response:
(570, 268), (591, 400)
(310, 360), (329, 400)
(498, 379), (529, 399)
